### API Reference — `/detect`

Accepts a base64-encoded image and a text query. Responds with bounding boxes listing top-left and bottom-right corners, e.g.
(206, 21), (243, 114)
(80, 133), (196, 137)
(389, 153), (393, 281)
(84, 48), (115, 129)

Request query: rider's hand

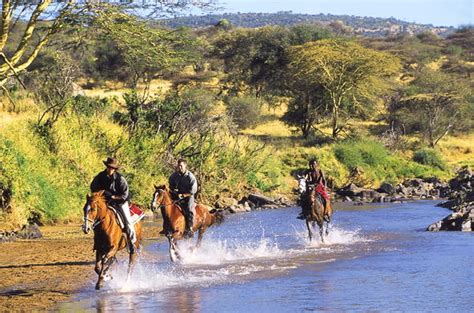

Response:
(178, 194), (183, 199)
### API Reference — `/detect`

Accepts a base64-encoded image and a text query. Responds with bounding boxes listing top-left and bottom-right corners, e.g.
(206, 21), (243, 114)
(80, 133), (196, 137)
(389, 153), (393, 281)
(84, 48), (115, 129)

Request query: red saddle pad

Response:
(130, 203), (143, 216)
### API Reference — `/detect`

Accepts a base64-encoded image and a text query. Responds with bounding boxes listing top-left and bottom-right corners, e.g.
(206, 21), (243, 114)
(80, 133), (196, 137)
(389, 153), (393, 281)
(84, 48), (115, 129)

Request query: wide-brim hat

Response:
(103, 157), (120, 169)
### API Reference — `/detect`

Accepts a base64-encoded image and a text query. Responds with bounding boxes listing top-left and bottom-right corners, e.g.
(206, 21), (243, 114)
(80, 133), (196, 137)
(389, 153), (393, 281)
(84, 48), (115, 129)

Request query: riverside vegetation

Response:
(0, 4), (473, 232)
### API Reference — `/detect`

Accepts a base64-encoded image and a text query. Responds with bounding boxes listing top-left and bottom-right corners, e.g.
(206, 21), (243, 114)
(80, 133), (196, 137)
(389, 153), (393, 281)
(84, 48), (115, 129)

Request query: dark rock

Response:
(16, 224), (42, 239)
(214, 196), (238, 209)
(337, 183), (365, 197)
(248, 193), (278, 207)
(377, 182), (396, 195)
(0, 224), (43, 241)
(427, 207), (474, 231)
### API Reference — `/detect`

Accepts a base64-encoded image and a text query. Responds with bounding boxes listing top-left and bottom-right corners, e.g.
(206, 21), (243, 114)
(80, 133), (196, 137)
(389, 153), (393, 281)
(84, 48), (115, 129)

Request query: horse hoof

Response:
(103, 274), (113, 282)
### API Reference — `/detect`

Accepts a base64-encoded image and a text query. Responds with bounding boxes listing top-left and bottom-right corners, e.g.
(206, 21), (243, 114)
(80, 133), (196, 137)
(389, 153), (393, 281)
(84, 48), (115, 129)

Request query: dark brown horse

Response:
(150, 185), (223, 262)
(299, 179), (333, 243)
(82, 191), (143, 290)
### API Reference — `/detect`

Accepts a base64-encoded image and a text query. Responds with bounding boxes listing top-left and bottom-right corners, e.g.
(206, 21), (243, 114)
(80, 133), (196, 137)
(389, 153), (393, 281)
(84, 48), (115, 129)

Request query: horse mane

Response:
(91, 191), (108, 209)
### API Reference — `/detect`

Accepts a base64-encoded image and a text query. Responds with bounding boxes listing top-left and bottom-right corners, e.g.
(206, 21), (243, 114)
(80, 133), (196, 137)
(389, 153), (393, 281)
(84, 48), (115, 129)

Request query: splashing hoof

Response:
(103, 274), (113, 282)
(95, 279), (103, 290)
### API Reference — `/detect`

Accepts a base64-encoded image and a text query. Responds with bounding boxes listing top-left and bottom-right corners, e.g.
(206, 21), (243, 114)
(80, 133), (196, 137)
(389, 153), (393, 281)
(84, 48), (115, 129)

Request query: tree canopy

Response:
(289, 39), (401, 138)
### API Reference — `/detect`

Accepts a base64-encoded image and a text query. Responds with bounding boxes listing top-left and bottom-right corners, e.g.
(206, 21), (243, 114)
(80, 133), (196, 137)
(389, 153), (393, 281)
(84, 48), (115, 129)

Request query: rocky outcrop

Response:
(335, 176), (452, 204)
(0, 224), (43, 242)
(427, 167), (473, 232)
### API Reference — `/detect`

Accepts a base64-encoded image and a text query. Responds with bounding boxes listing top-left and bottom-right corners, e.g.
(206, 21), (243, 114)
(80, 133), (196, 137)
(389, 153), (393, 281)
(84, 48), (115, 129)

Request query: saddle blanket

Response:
(130, 203), (145, 224)
(315, 183), (330, 201)
(109, 203), (145, 229)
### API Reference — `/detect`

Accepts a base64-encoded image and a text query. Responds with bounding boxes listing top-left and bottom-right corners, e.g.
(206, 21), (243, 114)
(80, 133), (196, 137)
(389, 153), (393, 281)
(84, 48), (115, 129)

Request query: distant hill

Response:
(163, 11), (455, 37)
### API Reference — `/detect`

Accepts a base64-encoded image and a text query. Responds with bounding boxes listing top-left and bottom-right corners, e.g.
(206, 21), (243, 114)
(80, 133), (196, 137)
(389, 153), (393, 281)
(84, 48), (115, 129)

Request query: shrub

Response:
(413, 149), (446, 170)
(226, 96), (262, 129)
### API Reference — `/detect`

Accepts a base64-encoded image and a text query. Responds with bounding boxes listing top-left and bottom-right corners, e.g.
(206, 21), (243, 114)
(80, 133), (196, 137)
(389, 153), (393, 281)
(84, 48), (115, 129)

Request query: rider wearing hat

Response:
(90, 157), (137, 246)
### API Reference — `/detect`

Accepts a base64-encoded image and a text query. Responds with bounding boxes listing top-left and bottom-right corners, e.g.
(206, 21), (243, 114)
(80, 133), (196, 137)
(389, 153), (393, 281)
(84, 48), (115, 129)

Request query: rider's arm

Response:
(115, 176), (130, 202)
(188, 172), (198, 195)
(320, 169), (327, 186)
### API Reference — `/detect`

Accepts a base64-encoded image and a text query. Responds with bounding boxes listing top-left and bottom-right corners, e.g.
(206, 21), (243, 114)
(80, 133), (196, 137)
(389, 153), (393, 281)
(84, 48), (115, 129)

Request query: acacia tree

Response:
(289, 39), (401, 138)
(389, 68), (471, 147)
(0, 0), (216, 89)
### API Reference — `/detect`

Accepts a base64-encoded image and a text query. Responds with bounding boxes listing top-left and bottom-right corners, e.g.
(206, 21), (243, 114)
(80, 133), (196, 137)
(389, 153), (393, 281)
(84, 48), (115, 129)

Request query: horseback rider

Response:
(297, 159), (330, 219)
(169, 158), (198, 239)
(90, 157), (137, 247)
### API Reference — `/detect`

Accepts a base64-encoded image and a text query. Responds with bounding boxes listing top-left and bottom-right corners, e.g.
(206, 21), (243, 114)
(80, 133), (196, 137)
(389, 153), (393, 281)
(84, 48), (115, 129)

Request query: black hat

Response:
(103, 157), (120, 169)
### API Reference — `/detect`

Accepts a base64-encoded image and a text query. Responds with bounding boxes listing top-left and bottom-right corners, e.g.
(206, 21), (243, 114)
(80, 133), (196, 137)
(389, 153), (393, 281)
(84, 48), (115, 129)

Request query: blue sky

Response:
(219, 0), (473, 27)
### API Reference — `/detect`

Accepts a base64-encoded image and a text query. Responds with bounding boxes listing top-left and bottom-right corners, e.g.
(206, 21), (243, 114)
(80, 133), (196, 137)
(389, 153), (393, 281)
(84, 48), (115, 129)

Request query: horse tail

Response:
(209, 208), (225, 226)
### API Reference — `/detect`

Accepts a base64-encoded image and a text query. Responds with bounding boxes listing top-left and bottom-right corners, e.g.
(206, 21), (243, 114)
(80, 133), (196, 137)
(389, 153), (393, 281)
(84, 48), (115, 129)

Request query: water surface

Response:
(59, 201), (473, 312)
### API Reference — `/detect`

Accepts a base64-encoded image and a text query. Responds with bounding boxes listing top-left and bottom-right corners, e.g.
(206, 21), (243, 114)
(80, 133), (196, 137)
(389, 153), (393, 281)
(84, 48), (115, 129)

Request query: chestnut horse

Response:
(150, 185), (223, 262)
(298, 178), (333, 243)
(82, 191), (143, 290)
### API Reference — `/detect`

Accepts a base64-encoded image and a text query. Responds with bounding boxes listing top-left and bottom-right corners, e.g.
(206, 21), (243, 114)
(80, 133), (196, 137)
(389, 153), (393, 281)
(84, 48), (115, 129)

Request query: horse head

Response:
(150, 185), (168, 212)
(297, 176), (307, 195)
(82, 191), (105, 234)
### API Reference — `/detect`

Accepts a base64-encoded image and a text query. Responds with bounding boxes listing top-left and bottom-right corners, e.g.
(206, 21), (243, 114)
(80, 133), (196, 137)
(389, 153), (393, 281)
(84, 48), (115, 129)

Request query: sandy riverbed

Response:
(0, 221), (162, 312)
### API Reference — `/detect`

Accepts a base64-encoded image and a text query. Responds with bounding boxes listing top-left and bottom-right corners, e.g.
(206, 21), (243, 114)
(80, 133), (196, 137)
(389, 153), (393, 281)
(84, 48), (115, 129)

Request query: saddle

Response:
(108, 203), (145, 230)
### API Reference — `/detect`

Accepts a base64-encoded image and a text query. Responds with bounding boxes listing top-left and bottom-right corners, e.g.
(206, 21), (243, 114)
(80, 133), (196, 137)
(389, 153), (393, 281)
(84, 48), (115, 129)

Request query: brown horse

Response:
(82, 191), (143, 290)
(150, 185), (223, 262)
(299, 179), (333, 243)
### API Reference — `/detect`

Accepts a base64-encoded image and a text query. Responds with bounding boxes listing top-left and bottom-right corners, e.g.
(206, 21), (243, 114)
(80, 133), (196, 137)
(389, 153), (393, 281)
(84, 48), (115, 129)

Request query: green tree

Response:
(0, 0), (215, 88)
(212, 26), (290, 97)
(289, 39), (401, 138)
(389, 68), (471, 147)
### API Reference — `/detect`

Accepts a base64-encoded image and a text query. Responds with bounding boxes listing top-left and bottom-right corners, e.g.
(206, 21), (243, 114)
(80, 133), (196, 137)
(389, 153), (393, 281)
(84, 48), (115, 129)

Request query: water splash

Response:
(178, 237), (285, 265)
(295, 225), (368, 247)
(104, 224), (366, 293)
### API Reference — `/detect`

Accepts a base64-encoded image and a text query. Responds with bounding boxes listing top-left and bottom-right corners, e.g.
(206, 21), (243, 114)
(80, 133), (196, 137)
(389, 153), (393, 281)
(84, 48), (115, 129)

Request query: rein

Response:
(84, 216), (104, 229)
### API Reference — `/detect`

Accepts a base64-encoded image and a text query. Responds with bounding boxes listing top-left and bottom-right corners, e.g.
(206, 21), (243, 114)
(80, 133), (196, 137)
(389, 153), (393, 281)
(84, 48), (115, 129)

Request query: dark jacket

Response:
(169, 170), (198, 195)
(90, 170), (130, 203)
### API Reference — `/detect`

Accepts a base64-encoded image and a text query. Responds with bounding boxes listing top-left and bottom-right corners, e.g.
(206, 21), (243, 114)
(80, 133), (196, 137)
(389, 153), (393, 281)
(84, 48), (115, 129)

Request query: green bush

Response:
(333, 139), (448, 186)
(413, 148), (446, 170)
(226, 96), (262, 129)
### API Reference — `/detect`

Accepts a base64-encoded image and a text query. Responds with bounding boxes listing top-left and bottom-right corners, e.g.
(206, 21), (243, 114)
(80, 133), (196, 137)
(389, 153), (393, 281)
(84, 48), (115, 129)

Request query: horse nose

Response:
(82, 224), (90, 234)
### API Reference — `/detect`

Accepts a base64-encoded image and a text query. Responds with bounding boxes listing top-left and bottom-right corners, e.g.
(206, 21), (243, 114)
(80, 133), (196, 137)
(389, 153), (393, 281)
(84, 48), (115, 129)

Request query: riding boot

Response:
(184, 211), (194, 239)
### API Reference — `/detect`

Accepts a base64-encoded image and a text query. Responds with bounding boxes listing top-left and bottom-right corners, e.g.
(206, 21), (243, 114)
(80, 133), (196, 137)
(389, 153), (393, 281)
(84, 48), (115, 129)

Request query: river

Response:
(58, 201), (473, 312)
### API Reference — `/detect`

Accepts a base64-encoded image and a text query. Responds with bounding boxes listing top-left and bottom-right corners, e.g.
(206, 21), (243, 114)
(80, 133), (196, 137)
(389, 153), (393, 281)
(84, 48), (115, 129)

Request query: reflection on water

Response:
(59, 201), (474, 312)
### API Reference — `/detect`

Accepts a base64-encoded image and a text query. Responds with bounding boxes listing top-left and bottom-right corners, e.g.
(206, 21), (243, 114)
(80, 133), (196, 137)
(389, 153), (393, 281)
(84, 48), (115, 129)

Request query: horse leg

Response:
(319, 221), (325, 244)
(95, 250), (103, 275)
(195, 227), (206, 250)
(126, 247), (138, 285)
(168, 236), (181, 263)
(325, 220), (331, 236)
(96, 247), (117, 290)
(102, 256), (116, 282)
(306, 219), (313, 242)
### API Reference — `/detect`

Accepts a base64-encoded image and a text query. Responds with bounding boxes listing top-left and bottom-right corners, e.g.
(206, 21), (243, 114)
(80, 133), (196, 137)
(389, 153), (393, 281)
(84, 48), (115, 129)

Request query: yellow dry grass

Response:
(241, 119), (294, 137)
(437, 133), (474, 167)
(80, 79), (173, 100)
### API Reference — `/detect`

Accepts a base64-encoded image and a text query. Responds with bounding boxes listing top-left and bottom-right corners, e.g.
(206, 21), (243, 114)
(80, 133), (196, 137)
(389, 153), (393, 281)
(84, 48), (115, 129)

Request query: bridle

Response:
(82, 201), (104, 232)
(151, 189), (180, 211)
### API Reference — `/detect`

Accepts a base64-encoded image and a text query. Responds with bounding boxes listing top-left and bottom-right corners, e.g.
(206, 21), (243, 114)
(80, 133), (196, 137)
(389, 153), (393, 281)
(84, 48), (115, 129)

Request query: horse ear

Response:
(86, 193), (91, 200)
(154, 184), (158, 190)
(98, 190), (105, 196)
